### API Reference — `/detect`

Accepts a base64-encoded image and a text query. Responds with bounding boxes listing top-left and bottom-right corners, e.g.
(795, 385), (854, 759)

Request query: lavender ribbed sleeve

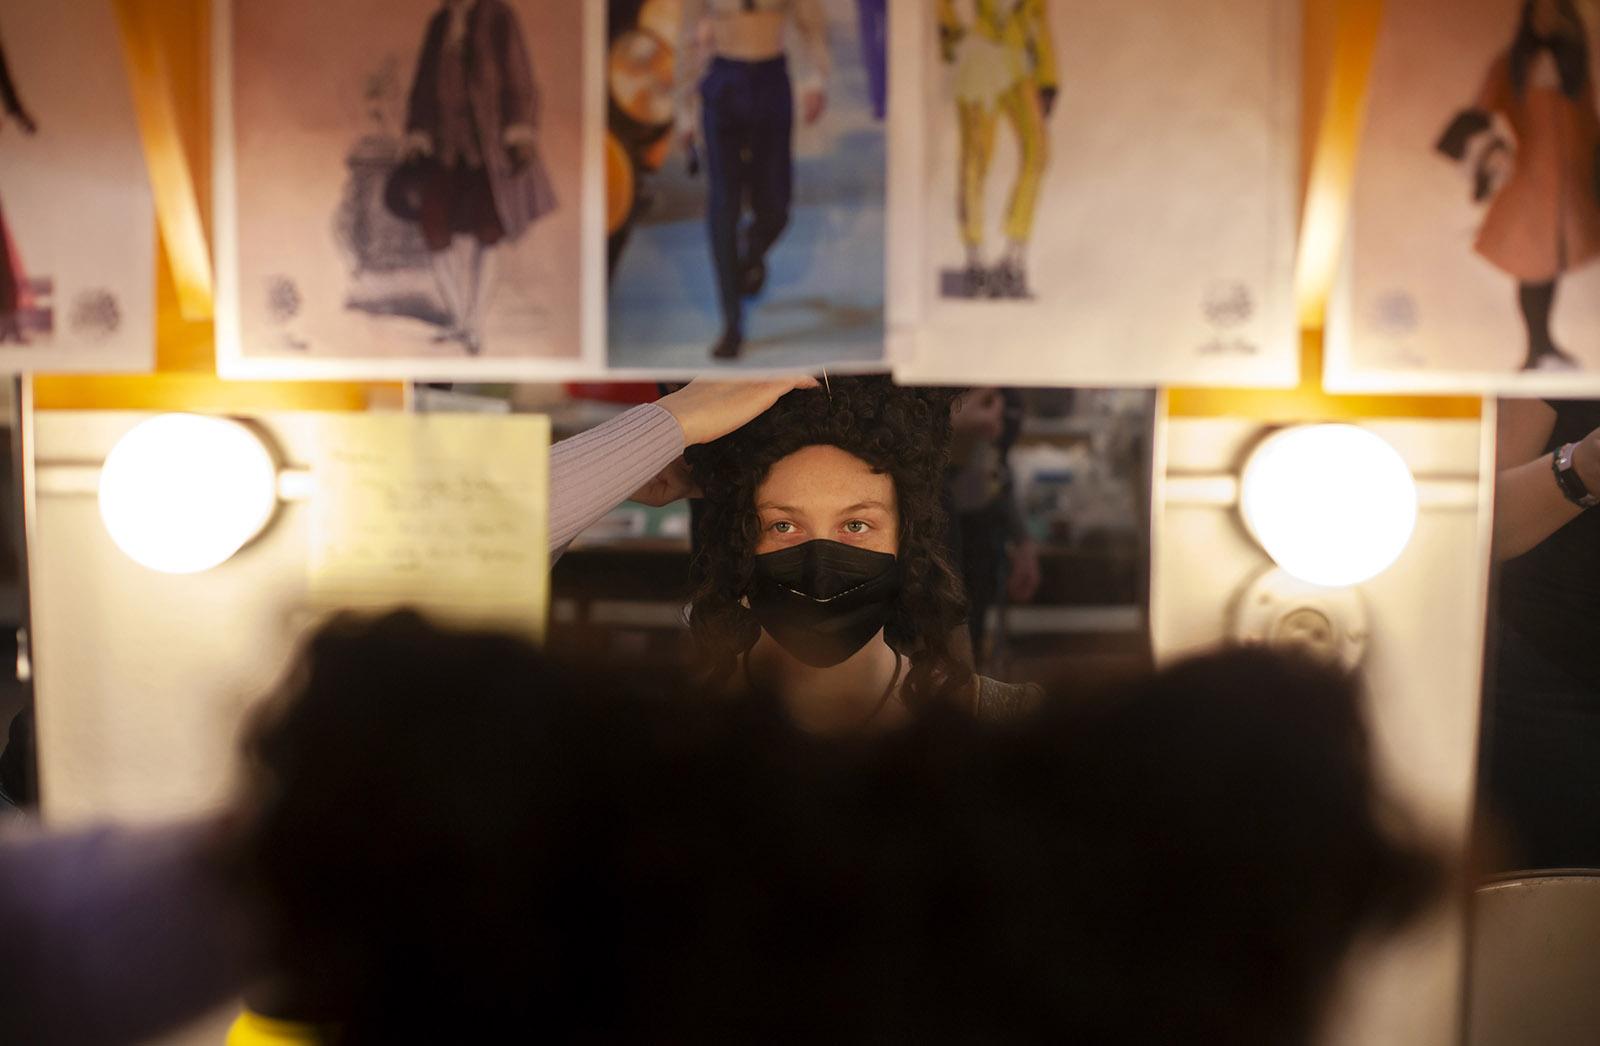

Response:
(548, 403), (685, 554)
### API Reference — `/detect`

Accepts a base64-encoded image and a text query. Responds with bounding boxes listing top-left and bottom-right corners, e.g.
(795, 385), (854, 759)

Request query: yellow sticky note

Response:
(308, 413), (550, 638)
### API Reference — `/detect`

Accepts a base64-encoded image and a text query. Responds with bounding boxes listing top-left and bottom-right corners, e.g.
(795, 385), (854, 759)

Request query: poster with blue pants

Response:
(607, 0), (887, 373)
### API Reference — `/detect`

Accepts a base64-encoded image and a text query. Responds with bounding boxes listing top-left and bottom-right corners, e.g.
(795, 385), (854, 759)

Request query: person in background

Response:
(685, 376), (1038, 730)
(222, 613), (1442, 1044)
(676, 0), (831, 360)
(0, 612), (1443, 1045)
(946, 386), (1041, 666)
(1486, 397), (1600, 868)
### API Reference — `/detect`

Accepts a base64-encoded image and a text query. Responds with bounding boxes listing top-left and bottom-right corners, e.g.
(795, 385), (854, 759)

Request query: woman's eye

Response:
(771, 521), (795, 534)
(843, 520), (870, 534)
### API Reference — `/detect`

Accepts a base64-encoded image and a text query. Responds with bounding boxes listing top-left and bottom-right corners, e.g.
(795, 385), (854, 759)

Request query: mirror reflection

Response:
(515, 378), (1154, 728)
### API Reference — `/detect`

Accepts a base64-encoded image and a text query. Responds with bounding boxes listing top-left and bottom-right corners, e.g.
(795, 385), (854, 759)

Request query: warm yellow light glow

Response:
(98, 414), (278, 574)
(1239, 424), (1417, 588)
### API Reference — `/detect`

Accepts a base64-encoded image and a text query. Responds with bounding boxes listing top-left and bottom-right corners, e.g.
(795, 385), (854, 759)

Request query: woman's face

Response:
(754, 445), (900, 556)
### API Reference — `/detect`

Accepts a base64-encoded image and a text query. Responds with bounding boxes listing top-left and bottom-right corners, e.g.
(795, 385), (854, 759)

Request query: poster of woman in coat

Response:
(888, 0), (1298, 388)
(1330, 0), (1600, 392)
(0, 1), (153, 374)
(605, 0), (888, 372)
(215, 0), (602, 379)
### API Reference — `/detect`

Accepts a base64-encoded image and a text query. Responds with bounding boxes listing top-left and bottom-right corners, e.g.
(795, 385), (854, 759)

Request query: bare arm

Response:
(793, 0), (832, 88)
(1492, 399), (1587, 561)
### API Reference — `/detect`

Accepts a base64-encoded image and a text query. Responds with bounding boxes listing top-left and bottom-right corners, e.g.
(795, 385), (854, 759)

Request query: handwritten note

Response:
(308, 414), (550, 637)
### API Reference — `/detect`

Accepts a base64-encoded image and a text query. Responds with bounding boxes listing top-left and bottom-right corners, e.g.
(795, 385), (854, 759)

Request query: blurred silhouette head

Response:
(231, 614), (1441, 1044)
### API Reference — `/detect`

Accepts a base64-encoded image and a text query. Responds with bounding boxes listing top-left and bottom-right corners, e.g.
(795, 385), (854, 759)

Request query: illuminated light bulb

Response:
(1239, 424), (1417, 589)
(98, 414), (278, 574)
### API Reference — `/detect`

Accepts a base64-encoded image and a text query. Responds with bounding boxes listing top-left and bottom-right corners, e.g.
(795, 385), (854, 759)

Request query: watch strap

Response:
(1553, 443), (1600, 508)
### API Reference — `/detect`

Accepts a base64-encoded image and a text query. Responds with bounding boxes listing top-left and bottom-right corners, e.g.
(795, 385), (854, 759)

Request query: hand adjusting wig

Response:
(685, 375), (972, 708)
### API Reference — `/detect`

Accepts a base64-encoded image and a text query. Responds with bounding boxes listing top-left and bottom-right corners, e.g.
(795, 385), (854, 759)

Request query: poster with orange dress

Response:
(1330, 0), (1600, 392)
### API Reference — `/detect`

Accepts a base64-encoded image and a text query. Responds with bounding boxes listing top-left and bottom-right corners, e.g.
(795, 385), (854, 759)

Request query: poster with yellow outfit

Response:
(889, 0), (1298, 387)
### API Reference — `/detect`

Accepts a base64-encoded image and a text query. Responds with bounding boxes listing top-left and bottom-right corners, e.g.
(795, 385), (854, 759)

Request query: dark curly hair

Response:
(684, 376), (972, 709)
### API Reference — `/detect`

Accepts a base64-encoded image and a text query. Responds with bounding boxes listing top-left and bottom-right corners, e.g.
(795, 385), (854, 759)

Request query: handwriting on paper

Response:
(308, 414), (550, 636)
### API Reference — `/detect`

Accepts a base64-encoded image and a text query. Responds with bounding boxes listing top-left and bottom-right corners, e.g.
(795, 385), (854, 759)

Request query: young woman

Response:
(675, 0), (831, 360)
(686, 376), (1038, 730)
(1437, 0), (1600, 371)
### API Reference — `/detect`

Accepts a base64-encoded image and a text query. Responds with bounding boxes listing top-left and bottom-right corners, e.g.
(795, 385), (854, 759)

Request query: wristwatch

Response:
(1552, 442), (1600, 508)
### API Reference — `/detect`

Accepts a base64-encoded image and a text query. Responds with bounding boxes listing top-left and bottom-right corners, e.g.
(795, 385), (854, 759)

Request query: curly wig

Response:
(684, 376), (972, 709)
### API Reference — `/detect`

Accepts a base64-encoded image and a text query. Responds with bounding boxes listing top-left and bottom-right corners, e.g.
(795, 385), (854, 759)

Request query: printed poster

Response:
(0, 0), (154, 374)
(890, 0), (1299, 388)
(215, 0), (604, 379)
(1331, 0), (1600, 393)
(606, 0), (889, 373)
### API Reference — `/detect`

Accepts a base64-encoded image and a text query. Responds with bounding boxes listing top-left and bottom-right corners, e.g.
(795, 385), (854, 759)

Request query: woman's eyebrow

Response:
(757, 502), (802, 514)
(842, 501), (891, 513)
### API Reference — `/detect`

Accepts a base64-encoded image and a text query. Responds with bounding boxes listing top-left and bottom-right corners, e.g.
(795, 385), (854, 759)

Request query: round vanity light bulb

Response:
(1239, 424), (1417, 589)
(98, 414), (278, 574)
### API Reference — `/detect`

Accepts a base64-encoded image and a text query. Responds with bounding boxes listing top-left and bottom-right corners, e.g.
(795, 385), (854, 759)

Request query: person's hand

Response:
(952, 388), (1005, 443)
(1572, 428), (1600, 493)
(801, 85), (827, 126)
(1006, 538), (1042, 603)
(657, 376), (820, 446)
(630, 455), (700, 507)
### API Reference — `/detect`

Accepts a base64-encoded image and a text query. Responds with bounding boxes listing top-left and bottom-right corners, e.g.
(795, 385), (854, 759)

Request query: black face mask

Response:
(747, 540), (901, 669)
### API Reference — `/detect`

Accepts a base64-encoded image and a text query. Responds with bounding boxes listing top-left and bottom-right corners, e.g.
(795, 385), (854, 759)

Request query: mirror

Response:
(475, 382), (1157, 695)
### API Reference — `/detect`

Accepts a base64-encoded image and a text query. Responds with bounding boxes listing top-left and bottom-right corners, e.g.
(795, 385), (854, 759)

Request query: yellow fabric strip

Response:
(225, 1010), (331, 1046)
